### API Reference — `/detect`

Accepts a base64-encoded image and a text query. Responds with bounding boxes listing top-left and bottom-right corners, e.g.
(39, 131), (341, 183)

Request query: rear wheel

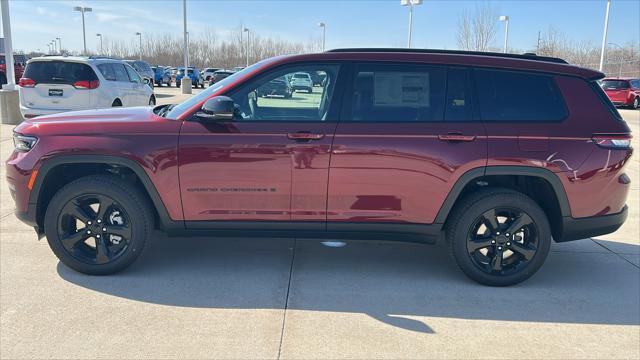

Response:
(446, 188), (551, 286)
(633, 97), (639, 110)
(44, 176), (153, 275)
(149, 96), (156, 106)
(176, 81), (181, 88)
(111, 99), (122, 107)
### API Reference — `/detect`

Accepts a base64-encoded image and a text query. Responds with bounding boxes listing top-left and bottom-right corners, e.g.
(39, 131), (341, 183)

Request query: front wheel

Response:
(446, 188), (551, 286)
(44, 175), (153, 275)
(633, 97), (639, 110)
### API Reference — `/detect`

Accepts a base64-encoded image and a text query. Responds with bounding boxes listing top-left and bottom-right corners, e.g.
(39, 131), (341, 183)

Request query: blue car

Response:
(151, 66), (171, 87)
(175, 67), (204, 88)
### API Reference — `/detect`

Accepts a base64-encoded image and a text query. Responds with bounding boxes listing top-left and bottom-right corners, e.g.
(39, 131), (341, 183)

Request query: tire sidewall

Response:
(449, 191), (552, 286)
(44, 177), (150, 275)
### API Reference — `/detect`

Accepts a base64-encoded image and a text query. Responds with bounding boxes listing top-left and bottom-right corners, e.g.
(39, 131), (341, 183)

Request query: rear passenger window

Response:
(97, 64), (116, 81)
(112, 64), (130, 82)
(475, 69), (567, 122)
(445, 68), (473, 121)
(349, 64), (446, 122)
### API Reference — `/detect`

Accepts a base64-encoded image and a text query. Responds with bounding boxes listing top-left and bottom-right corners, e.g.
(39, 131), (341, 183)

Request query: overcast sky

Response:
(2, 0), (639, 54)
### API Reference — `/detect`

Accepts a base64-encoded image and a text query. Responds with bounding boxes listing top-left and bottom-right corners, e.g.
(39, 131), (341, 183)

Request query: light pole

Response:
(243, 27), (250, 66)
(56, 37), (61, 54)
(50, 40), (56, 54)
(499, 15), (509, 53)
(181, 0), (191, 94)
(186, 31), (190, 67)
(96, 33), (103, 55)
(401, 0), (422, 48)
(73, 6), (92, 55)
(318, 22), (326, 51)
(135, 32), (142, 60)
(608, 42), (624, 77)
(599, 0), (612, 71)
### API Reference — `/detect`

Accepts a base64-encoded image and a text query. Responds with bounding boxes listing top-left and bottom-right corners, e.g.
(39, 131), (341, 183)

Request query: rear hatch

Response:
(19, 60), (98, 111)
(601, 79), (630, 103)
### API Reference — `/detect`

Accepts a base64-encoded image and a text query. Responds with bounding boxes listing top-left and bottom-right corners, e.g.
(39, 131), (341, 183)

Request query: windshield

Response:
(166, 60), (266, 119)
(601, 80), (630, 90)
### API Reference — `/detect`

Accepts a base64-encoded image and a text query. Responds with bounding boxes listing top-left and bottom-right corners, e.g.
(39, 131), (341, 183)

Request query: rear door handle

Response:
(438, 133), (476, 142)
(287, 132), (325, 141)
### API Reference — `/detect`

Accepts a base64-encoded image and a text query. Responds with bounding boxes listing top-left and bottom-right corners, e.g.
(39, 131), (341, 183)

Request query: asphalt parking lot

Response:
(1, 86), (638, 359)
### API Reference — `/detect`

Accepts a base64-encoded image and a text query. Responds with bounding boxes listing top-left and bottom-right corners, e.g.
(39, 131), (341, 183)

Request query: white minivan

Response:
(18, 56), (155, 118)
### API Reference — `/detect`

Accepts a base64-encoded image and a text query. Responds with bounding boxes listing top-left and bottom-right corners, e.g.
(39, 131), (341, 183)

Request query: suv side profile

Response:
(17, 56), (155, 118)
(6, 49), (632, 286)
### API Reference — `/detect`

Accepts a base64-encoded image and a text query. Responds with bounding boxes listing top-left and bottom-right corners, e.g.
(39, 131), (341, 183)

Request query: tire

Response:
(43, 175), (153, 275)
(0, 72), (7, 85)
(446, 188), (551, 286)
(176, 81), (181, 88)
(149, 96), (156, 106)
(111, 99), (122, 107)
(633, 97), (639, 110)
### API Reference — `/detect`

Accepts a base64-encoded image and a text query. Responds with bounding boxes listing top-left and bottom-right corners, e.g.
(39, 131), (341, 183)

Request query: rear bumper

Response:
(19, 104), (69, 118)
(557, 205), (628, 242)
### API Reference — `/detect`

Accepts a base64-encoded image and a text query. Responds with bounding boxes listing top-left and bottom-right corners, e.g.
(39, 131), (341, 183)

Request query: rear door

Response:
(178, 62), (343, 229)
(111, 63), (135, 106)
(124, 64), (147, 105)
(327, 63), (487, 229)
(20, 60), (97, 111)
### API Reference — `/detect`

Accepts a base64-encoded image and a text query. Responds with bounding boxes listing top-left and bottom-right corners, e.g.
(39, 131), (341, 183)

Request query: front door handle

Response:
(438, 133), (476, 142)
(287, 132), (325, 142)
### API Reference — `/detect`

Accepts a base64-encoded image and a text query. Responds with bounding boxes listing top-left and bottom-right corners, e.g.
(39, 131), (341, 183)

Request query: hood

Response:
(14, 106), (180, 137)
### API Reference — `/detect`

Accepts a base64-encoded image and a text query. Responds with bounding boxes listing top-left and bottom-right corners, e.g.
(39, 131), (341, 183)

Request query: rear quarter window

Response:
(475, 69), (567, 122)
(24, 61), (97, 85)
(97, 63), (116, 81)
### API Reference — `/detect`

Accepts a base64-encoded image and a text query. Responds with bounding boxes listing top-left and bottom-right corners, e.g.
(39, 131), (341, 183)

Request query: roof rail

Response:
(326, 48), (568, 64)
(88, 55), (121, 60)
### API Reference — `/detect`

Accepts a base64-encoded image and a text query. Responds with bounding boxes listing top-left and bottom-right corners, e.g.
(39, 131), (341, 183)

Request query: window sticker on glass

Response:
(374, 72), (430, 107)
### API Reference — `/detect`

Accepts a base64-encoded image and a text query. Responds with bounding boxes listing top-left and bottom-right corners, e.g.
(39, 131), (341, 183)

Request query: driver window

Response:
(230, 65), (339, 121)
(125, 65), (142, 83)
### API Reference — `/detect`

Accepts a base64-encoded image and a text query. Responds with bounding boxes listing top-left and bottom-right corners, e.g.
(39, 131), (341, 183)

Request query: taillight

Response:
(592, 134), (632, 149)
(18, 78), (36, 87)
(72, 80), (100, 89)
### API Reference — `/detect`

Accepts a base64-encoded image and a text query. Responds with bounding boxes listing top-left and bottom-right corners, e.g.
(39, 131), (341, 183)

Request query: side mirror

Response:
(143, 78), (150, 85)
(196, 96), (235, 121)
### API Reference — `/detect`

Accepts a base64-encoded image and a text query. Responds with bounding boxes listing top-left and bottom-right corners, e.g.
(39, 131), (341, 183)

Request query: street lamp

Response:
(599, 0), (612, 71)
(243, 26), (250, 66)
(51, 40), (56, 54)
(499, 15), (509, 53)
(401, 0), (422, 48)
(73, 6), (92, 55)
(608, 42), (624, 77)
(96, 33), (103, 55)
(181, 0), (191, 94)
(318, 22), (326, 51)
(135, 32), (142, 60)
(56, 37), (61, 54)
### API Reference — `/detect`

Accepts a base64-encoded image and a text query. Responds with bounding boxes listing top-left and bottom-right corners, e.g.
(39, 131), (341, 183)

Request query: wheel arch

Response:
(29, 155), (180, 233)
(435, 166), (571, 241)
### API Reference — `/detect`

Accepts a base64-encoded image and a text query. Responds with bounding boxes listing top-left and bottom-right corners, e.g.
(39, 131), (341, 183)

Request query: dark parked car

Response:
(601, 78), (640, 109)
(7, 49), (632, 286)
(125, 60), (154, 88)
(257, 76), (293, 98)
(208, 70), (233, 85)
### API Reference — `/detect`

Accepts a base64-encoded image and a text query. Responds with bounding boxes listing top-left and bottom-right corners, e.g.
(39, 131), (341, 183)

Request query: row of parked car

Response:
(13, 54), (252, 119)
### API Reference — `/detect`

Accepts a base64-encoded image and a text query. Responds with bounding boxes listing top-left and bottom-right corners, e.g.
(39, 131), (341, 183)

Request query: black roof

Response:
(326, 48), (568, 64)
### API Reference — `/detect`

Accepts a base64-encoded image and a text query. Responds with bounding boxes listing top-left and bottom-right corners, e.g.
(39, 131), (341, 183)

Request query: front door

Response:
(328, 63), (487, 230)
(179, 63), (342, 230)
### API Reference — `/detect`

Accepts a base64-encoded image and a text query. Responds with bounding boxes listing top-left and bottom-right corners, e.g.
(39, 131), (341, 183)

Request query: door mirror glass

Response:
(196, 96), (235, 121)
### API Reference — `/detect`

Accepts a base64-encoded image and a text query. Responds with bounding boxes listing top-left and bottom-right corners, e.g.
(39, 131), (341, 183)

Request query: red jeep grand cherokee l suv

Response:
(6, 49), (632, 286)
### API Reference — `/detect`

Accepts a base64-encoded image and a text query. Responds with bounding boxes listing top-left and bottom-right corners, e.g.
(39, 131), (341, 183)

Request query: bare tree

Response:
(457, 3), (498, 52)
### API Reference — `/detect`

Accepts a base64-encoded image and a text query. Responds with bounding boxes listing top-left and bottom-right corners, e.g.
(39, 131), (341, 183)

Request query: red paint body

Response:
(6, 51), (633, 237)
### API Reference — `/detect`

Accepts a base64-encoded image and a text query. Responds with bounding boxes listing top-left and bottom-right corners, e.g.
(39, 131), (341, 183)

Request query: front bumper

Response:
(557, 205), (628, 242)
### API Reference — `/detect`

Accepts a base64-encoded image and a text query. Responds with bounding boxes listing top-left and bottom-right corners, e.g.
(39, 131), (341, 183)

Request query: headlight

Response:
(13, 133), (38, 152)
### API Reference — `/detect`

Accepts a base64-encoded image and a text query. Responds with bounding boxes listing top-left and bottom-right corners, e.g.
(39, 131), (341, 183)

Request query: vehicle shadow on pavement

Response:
(57, 235), (640, 333)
